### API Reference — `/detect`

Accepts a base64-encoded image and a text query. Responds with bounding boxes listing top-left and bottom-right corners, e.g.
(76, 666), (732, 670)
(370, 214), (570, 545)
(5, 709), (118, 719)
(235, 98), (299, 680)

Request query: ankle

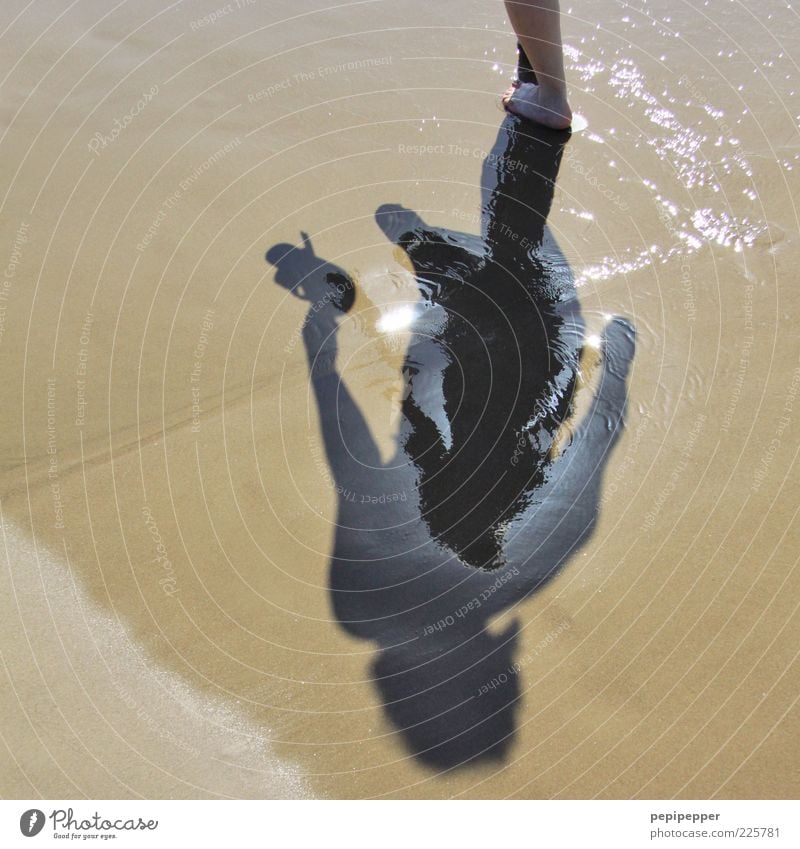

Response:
(538, 80), (568, 103)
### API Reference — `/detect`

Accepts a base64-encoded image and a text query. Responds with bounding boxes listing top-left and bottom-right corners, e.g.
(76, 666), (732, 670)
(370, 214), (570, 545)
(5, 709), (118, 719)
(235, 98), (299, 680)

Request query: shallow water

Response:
(1, 0), (798, 798)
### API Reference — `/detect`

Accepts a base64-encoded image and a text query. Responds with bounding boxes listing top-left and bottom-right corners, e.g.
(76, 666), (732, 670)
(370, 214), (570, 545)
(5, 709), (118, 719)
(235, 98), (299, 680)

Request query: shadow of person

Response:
(266, 117), (635, 770)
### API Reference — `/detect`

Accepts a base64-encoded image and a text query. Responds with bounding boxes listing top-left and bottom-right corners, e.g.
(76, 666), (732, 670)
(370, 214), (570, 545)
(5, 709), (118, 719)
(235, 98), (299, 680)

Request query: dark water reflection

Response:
(266, 117), (635, 769)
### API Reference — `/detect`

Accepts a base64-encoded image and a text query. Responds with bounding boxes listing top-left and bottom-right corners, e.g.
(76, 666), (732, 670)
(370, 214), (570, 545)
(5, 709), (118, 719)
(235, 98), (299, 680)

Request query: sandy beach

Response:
(1, 0), (799, 799)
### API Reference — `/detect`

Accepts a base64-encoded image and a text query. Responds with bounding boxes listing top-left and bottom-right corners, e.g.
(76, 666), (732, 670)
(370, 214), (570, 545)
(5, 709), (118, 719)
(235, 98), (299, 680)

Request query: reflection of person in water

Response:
(266, 118), (635, 769)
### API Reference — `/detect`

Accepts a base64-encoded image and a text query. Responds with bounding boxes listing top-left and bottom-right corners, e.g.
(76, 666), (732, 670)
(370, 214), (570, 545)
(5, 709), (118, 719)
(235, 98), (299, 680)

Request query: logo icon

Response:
(19, 809), (45, 837)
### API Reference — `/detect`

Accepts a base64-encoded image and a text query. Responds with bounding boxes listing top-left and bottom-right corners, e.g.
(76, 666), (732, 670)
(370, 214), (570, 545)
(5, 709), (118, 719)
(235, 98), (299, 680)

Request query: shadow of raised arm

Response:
(266, 232), (382, 478)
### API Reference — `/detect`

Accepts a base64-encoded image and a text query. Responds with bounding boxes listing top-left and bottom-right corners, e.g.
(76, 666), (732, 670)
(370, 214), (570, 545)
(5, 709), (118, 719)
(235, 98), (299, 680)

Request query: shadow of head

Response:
(265, 231), (355, 313)
(372, 621), (521, 768)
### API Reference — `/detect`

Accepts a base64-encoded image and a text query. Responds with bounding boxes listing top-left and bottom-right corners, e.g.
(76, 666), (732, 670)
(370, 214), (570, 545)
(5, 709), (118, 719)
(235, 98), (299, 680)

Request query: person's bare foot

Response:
(502, 82), (572, 130)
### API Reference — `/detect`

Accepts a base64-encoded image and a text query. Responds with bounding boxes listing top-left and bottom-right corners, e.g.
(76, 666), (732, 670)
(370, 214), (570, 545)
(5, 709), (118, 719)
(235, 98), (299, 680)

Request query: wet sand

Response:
(1, 0), (799, 798)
